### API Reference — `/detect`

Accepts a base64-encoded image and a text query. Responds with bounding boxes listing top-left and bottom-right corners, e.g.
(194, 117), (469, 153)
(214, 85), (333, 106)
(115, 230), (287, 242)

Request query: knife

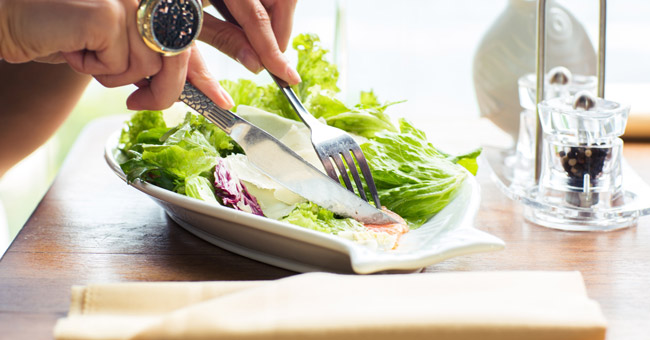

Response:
(180, 83), (397, 225)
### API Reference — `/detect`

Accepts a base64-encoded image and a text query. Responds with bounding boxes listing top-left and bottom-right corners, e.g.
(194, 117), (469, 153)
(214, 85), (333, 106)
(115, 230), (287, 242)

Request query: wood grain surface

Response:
(0, 116), (648, 339)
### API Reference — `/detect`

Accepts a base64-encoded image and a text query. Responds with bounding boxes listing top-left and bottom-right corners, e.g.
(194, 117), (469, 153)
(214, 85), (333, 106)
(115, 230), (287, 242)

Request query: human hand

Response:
(199, 0), (300, 85)
(0, 0), (233, 110)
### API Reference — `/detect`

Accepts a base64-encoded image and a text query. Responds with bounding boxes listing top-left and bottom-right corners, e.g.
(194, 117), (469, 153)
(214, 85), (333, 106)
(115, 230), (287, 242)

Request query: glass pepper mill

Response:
(525, 91), (631, 231)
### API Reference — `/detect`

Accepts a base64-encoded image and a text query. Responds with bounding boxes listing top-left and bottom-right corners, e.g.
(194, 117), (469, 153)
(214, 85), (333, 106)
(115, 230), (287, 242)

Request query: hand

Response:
(130, 44), (234, 110)
(199, 0), (300, 85)
(0, 0), (233, 110)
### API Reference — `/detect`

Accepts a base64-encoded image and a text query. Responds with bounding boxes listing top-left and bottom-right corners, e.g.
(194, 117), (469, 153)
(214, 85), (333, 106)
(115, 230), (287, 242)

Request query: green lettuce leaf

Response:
(119, 110), (166, 150)
(162, 112), (241, 156)
(281, 202), (364, 234)
(293, 33), (340, 99)
(185, 174), (219, 203)
(220, 79), (295, 120)
(141, 144), (216, 179)
(361, 119), (476, 227)
(221, 33), (398, 138)
(118, 111), (243, 195)
(446, 148), (482, 176)
(134, 127), (169, 145)
(120, 156), (178, 191)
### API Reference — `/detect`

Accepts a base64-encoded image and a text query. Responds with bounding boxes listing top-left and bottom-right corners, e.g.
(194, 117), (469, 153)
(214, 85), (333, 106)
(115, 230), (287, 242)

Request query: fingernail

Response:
(286, 64), (301, 84)
(236, 48), (263, 74)
(219, 86), (235, 109)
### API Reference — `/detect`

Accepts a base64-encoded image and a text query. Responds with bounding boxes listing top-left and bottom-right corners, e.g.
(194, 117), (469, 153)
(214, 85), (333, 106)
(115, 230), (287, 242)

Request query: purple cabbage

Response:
(213, 159), (264, 216)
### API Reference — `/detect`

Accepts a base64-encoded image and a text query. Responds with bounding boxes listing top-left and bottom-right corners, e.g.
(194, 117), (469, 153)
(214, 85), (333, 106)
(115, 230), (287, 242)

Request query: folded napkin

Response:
(54, 271), (606, 340)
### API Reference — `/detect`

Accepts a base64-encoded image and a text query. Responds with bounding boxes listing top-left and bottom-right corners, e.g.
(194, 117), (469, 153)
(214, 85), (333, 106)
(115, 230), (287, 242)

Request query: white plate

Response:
(105, 130), (504, 274)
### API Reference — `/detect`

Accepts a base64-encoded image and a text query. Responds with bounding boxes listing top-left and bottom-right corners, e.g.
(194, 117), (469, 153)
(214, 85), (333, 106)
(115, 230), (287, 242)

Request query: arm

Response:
(0, 0), (232, 112)
(0, 61), (91, 176)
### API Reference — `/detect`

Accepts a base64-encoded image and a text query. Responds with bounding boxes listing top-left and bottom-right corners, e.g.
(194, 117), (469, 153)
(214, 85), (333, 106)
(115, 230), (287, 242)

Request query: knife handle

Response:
(207, 0), (290, 88)
(180, 83), (238, 133)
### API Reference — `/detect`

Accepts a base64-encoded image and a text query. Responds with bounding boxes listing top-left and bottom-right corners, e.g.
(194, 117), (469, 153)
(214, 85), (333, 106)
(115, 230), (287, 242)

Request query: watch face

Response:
(151, 0), (201, 51)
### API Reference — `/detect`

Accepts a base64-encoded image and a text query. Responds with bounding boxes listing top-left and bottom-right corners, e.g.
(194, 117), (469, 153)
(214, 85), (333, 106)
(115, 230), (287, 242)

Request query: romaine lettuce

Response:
(119, 110), (166, 151)
(117, 32), (482, 241)
(119, 112), (242, 197)
(222, 33), (400, 138)
(361, 119), (478, 227)
(185, 175), (219, 203)
(293, 33), (340, 98)
(281, 202), (400, 250)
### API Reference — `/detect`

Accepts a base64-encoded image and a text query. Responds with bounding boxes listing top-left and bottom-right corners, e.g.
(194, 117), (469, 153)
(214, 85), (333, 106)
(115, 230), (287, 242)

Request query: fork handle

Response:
(209, 0), (289, 89)
(209, 0), (323, 129)
(277, 85), (324, 130)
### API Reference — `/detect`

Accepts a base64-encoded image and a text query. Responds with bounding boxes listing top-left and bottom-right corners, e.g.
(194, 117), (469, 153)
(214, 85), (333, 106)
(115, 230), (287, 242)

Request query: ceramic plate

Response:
(105, 130), (504, 274)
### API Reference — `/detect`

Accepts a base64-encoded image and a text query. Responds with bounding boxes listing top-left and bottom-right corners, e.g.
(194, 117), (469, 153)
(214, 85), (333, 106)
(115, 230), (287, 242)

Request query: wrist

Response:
(0, 0), (16, 62)
(0, 0), (6, 60)
(0, 0), (32, 63)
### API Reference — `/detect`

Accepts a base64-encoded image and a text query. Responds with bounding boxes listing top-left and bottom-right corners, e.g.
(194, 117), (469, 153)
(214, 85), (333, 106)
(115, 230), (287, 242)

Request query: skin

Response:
(0, 0), (299, 177)
(199, 0), (300, 81)
(0, 61), (91, 176)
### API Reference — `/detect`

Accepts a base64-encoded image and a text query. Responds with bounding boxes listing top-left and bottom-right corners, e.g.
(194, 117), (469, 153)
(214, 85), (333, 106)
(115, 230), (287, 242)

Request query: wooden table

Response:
(1, 116), (649, 339)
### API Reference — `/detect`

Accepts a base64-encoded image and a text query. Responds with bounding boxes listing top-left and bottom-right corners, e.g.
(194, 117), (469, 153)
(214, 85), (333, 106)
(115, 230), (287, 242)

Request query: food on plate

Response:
(117, 33), (480, 250)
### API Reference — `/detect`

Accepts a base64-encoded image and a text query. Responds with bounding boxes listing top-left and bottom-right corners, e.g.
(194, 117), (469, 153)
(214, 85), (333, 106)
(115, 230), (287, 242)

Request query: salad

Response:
(117, 34), (480, 251)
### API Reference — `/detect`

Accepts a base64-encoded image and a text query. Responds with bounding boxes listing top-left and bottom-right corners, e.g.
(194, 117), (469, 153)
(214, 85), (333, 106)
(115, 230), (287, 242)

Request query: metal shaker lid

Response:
(538, 91), (630, 142)
(518, 67), (597, 110)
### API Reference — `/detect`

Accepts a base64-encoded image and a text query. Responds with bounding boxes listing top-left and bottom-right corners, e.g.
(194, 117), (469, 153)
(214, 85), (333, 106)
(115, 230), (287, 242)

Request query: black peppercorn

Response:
(558, 145), (609, 187)
(152, 0), (200, 50)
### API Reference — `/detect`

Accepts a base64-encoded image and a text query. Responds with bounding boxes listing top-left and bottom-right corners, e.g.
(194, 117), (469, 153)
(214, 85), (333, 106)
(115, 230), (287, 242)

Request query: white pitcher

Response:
(473, 0), (596, 139)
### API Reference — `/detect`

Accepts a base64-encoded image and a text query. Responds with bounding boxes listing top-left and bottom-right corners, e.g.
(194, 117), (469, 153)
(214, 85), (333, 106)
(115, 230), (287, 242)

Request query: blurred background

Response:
(1, 0), (649, 254)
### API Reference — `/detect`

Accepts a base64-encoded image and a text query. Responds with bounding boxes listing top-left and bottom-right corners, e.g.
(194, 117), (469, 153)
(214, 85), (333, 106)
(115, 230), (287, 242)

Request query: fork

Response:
(276, 81), (383, 209)
(209, 0), (383, 209)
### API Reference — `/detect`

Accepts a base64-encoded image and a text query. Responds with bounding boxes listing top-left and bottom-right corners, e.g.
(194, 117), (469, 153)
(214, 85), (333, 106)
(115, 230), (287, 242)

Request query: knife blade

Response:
(180, 83), (397, 225)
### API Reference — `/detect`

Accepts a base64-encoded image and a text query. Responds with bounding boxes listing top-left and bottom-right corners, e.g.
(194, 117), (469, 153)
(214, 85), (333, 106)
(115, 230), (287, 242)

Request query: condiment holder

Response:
(483, 0), (650, 231)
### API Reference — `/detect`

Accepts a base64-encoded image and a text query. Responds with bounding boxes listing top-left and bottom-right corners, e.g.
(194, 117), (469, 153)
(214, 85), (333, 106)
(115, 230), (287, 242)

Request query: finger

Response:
(199, 13), (263, 73)
(133, 78), (150, 88)
(186, 44), (234, 109)
(126, 50), (190, 110)
(224, 0), (300, 84)
(262, 0), (297, 52)
(93, 0), (163, 88)
(93, 45), (162, 88)
(33, 52), (67, 64)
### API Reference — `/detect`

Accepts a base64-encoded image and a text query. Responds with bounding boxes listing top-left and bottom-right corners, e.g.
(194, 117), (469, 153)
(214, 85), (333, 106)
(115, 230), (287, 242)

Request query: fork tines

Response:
(317, 142), (382, 210)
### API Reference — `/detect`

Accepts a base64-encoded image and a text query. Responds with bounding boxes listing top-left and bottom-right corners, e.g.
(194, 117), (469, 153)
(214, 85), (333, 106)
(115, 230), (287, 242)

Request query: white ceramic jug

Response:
(473, 0), (597, 139)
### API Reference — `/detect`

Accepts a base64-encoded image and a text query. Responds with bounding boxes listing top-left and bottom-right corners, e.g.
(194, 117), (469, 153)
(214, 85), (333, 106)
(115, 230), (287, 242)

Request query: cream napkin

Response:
(54, 271), (606, 340)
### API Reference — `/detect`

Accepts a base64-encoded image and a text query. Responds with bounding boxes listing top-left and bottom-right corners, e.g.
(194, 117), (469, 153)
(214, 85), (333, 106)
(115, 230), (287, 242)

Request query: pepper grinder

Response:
(525, 91), (631, 231)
